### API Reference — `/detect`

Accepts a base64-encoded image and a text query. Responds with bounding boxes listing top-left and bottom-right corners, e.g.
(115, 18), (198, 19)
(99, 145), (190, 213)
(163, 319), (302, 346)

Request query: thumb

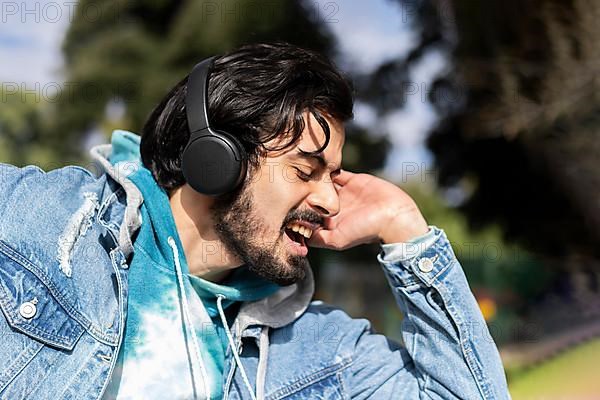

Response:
(333, 169), (354, 186)
(308, 228), (343, 250)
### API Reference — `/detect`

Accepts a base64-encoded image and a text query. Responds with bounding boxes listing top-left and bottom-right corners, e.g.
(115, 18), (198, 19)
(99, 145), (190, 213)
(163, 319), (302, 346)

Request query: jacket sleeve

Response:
(346, 226), (511, 399)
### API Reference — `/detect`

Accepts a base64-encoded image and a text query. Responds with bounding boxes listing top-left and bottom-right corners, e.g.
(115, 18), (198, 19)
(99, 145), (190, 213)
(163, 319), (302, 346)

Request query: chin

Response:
(248, 254), (307, 287)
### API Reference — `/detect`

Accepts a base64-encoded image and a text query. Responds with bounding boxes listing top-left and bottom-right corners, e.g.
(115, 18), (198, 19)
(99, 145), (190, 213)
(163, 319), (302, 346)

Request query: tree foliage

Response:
(52, 0), (379, 164)
(394, 0), (600, 260)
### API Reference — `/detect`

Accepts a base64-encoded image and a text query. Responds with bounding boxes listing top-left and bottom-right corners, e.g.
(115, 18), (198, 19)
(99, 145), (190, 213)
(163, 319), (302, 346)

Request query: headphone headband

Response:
(186, 56), (217, 135)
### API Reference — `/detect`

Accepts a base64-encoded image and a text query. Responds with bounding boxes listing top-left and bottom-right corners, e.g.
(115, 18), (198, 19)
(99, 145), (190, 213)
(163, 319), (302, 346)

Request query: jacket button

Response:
(418, 257), (434, 273)
(19, 301), (37, 319)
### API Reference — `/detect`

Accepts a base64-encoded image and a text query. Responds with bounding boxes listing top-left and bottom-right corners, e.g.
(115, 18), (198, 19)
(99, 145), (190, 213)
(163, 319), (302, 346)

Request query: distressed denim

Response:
(0, 162), (510, 399)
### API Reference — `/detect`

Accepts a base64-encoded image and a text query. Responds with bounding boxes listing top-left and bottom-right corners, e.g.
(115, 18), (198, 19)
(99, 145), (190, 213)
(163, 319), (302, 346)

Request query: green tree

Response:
(0, 87), (61, 167)
(50, 0), (344, 162)
(427, 0), (600, 260)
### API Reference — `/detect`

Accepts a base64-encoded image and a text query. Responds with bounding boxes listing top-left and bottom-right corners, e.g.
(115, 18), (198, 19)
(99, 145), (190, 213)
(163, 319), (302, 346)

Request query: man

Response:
(0, 42), (510, 399)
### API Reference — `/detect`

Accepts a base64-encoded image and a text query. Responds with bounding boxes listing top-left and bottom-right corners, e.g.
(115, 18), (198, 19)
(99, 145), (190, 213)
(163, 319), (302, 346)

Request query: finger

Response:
(333, 169), (354, 186)
(308, 228), (343, 250)
(322, 216), (337, 230)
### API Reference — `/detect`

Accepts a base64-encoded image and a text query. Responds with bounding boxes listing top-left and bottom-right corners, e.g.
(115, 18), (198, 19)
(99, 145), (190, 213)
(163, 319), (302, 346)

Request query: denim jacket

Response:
(0, 140), (510, 399)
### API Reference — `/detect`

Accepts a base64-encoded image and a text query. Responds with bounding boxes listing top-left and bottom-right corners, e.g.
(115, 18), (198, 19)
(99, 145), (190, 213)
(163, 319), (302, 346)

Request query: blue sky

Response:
(313, 0), (446, 178)
(0, 0), (70, 83)
(0, 0), (443, 180)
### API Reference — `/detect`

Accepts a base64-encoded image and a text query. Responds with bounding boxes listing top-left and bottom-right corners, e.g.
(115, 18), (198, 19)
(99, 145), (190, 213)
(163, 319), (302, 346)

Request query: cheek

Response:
(251, 166), (301, 226)
(252, 163), (296, 203)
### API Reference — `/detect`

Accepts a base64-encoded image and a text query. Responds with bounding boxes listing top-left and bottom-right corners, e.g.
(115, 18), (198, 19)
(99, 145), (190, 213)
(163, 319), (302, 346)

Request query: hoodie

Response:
(102, 130), (279, 399)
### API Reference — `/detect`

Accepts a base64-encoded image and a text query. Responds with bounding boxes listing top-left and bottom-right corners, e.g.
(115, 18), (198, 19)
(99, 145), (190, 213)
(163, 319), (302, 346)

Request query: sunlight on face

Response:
(209, 111), (345, 285)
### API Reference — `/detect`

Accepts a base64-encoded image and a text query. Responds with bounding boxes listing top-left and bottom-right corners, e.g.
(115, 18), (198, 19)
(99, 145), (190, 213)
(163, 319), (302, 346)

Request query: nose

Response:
(307, 178), (340, 218)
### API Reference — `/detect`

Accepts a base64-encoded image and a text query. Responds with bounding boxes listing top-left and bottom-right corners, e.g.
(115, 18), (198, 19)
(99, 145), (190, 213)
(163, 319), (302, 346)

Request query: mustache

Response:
(282, 209), (325, 230)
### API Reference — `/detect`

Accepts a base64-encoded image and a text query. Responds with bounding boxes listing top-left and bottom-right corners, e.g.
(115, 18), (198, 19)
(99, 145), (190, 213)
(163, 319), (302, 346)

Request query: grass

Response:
(507, 337), (600, 399)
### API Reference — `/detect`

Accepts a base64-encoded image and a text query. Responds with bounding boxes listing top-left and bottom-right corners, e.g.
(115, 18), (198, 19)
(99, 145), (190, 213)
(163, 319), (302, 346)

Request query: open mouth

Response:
(283, 221), (313, 256)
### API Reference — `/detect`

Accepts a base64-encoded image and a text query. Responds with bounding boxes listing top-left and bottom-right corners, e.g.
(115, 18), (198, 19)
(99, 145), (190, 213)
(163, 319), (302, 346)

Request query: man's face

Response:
(210, 112), (344, 286)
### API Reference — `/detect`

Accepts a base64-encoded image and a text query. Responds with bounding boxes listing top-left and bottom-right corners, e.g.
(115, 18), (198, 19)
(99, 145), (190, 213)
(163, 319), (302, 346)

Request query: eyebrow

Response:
(294, 149), (341, 173)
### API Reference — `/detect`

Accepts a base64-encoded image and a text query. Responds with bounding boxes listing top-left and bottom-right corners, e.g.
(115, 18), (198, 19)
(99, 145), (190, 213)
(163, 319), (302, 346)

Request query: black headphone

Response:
(182, 56), (248, 196)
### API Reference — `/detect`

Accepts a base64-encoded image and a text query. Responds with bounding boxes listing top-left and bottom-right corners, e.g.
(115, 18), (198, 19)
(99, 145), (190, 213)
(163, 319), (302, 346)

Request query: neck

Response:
(168, 185), (242, 283)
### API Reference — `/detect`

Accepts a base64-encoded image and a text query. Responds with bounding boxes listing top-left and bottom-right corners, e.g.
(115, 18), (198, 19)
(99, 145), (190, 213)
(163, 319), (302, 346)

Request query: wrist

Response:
(379, 208), (429, 244)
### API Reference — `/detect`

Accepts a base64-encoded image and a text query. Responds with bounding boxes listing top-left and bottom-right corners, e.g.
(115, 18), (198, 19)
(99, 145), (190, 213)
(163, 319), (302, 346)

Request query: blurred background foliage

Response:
(1, 0), (599, 396)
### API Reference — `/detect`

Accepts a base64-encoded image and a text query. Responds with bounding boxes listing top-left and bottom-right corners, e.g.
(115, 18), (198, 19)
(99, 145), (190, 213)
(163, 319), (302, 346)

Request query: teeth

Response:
(286, 222), (313, 239)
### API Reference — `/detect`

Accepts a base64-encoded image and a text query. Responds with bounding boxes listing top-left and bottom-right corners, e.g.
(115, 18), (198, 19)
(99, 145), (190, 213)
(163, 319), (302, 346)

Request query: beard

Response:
(209, 181), (311, 286)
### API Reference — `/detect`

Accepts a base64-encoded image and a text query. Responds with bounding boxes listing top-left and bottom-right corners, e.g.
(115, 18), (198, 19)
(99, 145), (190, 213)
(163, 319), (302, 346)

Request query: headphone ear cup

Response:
(182, 130), (247, 196)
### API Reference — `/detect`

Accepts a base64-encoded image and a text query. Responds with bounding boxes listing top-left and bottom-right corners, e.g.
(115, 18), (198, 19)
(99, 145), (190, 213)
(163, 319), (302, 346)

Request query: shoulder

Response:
(271, 300), (375, 360)
(264, 300), (388, 395)
(0, 162), (99, 206)
(0, 161), (96, 181)
(0, 162), (102, 230)
(301, 300), (372, 333)
(0, 162), (123, 276)
(0, 163), (125, 328)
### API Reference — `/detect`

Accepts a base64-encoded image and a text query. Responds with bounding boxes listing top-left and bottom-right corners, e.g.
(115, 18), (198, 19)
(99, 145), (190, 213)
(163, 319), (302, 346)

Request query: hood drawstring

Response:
(168, 235), (262, 400)
(217, 294), (258, 400)
(256, 326), (270, 400)
(168, 236), (212, 400)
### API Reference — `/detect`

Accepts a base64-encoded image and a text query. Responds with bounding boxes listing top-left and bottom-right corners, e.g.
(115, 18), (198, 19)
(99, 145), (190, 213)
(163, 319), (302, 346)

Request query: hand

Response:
(308, 170), (429, 250)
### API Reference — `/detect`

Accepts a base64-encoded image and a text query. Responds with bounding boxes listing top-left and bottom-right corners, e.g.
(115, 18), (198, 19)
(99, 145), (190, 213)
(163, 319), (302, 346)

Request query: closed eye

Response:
(294, 167), (314, 181)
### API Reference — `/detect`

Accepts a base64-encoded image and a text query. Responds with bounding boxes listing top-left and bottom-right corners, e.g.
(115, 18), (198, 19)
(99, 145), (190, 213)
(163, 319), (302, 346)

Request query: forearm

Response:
(377, 226), (511, 399)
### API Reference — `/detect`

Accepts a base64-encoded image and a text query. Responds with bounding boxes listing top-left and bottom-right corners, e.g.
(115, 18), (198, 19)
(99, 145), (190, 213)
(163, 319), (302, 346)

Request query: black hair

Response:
(140, 41), (354, 193)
